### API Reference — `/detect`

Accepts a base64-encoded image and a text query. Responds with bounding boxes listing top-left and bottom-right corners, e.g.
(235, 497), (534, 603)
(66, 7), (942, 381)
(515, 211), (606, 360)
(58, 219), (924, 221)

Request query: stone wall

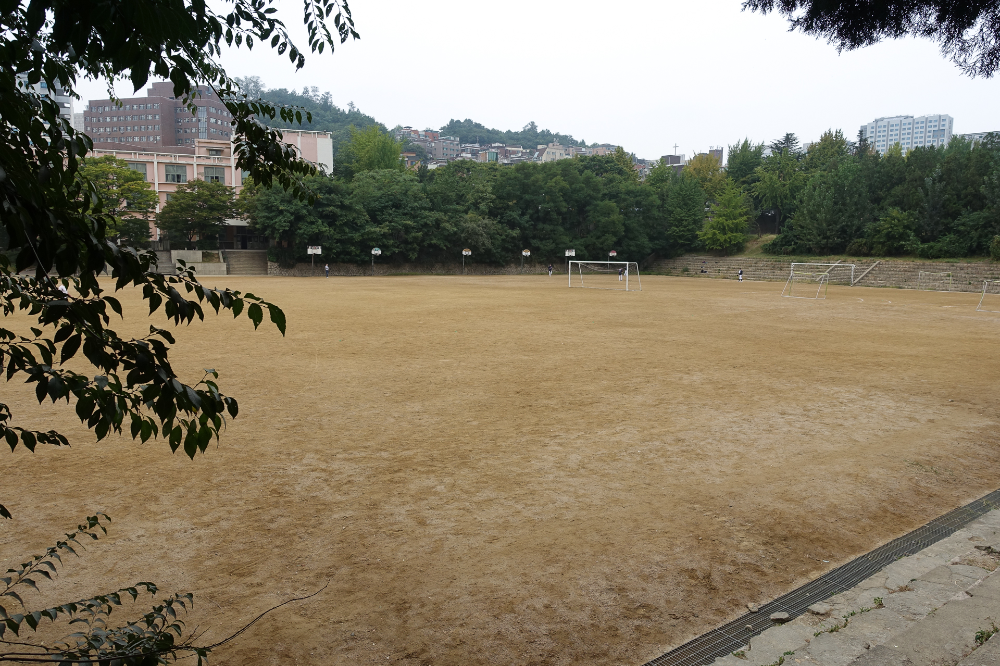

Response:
(651, 254), (1000, 293)
(267, 261), (558, 277)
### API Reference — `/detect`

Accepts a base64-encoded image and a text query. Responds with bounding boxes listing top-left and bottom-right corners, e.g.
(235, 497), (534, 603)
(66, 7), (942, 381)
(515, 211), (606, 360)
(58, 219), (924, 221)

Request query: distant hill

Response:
(252, 84), (383, 150)
(239, 79), (601, 152)
(439, 119), (588, 148)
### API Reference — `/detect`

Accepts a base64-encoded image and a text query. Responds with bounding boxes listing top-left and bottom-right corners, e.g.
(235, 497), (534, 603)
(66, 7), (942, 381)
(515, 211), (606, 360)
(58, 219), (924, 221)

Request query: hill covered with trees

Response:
(235, 77), (383, 152)
(437, 119), (589, 148)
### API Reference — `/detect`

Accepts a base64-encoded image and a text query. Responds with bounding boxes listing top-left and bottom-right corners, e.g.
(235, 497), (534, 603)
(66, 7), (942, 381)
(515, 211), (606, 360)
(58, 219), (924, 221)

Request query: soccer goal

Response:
(568, 261), (641, 291)
(781, 263), (856, 299)
(917, 271), (953, 292)
(977, 280), (1000, 312)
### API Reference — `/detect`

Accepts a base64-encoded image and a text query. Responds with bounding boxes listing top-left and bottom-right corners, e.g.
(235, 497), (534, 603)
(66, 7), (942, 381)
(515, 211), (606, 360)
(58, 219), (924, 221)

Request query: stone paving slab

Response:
(722, 510), (1000, 666)
(956, 631), (1000, 666)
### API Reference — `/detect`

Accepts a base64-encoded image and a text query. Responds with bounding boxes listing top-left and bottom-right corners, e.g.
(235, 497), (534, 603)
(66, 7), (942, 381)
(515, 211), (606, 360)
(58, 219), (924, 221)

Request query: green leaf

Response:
(60, 333), (82, 364)
(247, 303), (263, 329)
(268, 305), (286, 336)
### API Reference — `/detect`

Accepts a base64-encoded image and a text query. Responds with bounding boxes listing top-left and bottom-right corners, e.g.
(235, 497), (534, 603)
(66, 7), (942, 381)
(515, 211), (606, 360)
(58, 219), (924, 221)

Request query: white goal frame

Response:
(568, 260), (641, 291)
(781, 263), (855, 299)
(977, 280), (1000, 312)
(917, 271), (954, 292)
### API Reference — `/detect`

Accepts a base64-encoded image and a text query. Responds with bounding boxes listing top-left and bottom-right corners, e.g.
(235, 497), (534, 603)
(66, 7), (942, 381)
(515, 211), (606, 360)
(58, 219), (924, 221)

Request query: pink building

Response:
(90, 130), (334, 241)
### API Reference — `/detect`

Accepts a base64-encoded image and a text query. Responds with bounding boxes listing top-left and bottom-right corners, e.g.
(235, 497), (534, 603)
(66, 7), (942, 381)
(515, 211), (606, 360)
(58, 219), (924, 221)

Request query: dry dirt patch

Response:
(2, 275), (1000, 665)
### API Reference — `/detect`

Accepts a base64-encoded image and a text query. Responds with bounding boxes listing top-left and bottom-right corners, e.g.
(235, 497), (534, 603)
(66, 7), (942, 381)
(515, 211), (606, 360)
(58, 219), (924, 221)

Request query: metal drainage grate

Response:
(643, 488), (1000, 666)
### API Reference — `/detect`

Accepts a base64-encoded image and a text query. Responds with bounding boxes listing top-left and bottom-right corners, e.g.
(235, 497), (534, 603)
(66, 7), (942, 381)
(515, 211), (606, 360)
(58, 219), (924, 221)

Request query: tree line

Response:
(745, 132), (1000, 259)
(83, 125), (1000, 266)
(240, 129), (718, 267)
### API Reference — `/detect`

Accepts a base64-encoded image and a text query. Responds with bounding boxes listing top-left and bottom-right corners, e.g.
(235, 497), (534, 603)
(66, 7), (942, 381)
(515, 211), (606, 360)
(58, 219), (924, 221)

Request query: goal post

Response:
(568, 261), (641, 291)
(781, 263), (855, 299)
(917, 271), (954, 292)
(977, 280), (1000, 312)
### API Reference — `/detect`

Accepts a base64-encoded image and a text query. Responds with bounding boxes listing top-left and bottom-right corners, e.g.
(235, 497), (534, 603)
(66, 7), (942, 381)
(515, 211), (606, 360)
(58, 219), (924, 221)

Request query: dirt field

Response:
(3, 275), (1000, 665)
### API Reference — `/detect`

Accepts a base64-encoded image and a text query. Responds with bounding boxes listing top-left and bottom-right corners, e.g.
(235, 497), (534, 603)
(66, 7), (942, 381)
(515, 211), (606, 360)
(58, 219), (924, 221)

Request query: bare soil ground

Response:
(3, 275), (1000, 665)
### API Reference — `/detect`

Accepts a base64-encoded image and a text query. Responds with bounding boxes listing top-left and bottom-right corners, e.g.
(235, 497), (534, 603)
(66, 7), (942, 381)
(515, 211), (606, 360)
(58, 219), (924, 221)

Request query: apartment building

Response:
(426, 135), (460, 160)
(16, 74), (74, 122)
(84, 82), (235, 152)
(538, 142), (571, 162)
(860, 114), (954, 154)
(960, 131), (999, 145)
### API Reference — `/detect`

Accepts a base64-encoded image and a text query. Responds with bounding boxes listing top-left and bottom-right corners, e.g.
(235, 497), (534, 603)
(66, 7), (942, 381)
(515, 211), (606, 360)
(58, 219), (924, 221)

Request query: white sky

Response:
(74, 0), (999, 161)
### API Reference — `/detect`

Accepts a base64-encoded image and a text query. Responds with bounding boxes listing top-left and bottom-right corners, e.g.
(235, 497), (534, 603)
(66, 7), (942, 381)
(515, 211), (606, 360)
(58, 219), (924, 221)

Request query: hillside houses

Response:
(394, 126), (621, 168)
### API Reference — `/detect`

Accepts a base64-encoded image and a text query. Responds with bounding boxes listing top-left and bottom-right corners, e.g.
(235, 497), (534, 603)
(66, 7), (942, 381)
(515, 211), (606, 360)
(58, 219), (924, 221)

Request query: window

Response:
(164, 193), (173, 202)
(165, 164), (187, 183)
(203, 167), (225, 184)
(208, 148), (222, 157)
(128, 162), (147, 179)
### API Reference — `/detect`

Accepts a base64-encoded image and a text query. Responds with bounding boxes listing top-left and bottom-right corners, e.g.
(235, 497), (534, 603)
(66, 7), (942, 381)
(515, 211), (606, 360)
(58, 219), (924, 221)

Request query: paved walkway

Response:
(711, 509), (1000, 666)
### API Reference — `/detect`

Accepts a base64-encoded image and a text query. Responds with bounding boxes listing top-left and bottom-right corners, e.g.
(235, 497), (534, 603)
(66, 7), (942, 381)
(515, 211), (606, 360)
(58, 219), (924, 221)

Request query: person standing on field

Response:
(325, 263), (330, 278)
(618, 267), (624, 281)
(738, 268), (743, 282)
(548, 264), (553, 276)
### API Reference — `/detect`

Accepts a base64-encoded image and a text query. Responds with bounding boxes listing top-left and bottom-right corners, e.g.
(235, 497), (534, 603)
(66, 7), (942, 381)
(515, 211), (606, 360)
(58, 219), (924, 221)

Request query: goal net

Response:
(917, 271), (953, 292)
(781, 263), (855, 299)
(568, 261), (641, 291)
(977, 280), (1000, 312)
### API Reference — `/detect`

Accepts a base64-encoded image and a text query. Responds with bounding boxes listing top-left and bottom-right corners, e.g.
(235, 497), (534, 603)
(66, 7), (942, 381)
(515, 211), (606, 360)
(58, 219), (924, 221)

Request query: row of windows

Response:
(173, 106), (232, 118)
(163, 165), (226, 183)
(88, 115), (160, 123)
(96, 136), (162, 143)
(87, 125), (160, 133)
(89, 103), (160, 111)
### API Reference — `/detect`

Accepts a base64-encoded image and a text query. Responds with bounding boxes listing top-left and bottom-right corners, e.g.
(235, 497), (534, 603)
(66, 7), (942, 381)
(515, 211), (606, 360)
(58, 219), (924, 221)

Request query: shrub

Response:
(917, 234), (970, 259)
(990, 236), (1000, 261)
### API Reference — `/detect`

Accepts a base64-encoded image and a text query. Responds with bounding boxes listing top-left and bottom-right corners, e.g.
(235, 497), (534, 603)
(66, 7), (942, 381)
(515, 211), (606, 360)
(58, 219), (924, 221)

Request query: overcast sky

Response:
(75, 0), (999, 161)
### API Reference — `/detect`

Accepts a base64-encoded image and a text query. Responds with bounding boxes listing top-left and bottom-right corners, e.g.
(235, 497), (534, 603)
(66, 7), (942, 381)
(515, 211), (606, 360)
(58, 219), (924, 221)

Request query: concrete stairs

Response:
(709, 509), (1000, 666)
(650, 255), (1000, 293)
(222, 250), (268, 275)
(151, 250), (227, 276)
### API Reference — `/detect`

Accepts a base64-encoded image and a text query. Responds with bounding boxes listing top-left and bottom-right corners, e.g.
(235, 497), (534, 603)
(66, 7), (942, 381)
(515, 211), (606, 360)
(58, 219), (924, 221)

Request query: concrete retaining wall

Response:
(651, 255), (1000, 293)
(268, 261), (557, 277)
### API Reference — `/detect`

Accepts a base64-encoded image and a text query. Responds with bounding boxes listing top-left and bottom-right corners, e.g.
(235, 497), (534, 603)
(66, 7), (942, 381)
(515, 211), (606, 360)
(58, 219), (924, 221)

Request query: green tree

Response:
(78, 156), (158, 247)
(338, 125), (405, 177)
(699, 182), (750, 255)
(726, 138), (766, 188)
(686, 153), (729, 201)
(869, 208), (919, 256)
(647, 170), (705, 257)
(611, 146), (640, 182)
(0, 0), (356, 659)
(157, 180), (235, 249)
(802, 129), (849, 173)
(242, 174), (355, 266)
(788, 160), (873, 254)
(769, 132), (801, 158)
(348, 169), (434, 261)
(751, 149), (807, 232)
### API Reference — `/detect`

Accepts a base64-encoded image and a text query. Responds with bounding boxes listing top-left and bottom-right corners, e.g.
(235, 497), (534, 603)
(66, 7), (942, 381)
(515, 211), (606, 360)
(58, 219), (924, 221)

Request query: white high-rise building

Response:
(15, 73), (74, 123)
(860, 114), (954, 154)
